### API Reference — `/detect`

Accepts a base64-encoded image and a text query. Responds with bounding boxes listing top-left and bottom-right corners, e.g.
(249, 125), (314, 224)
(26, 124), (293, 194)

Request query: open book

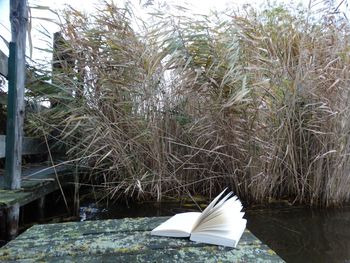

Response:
(151, 189), (246, 248)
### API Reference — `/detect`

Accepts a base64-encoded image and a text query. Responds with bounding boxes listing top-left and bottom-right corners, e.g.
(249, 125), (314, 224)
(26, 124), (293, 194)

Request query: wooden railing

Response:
(0, 134), (74, 240)
(0, 0), (80, 242)
(0, 135), (47, 158)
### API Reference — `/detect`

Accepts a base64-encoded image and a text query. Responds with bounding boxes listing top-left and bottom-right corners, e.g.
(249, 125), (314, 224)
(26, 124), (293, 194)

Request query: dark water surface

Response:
(245, 206), (350, 263)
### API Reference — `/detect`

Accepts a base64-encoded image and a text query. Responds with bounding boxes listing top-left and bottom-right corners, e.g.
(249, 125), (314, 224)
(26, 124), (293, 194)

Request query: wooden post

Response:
(37, 197), (45, 222)
(51, 32), (74, 108)
(4, 0), (28, 240)
(5, 0), (28, 189)
(73, 165), (80, 216)
(5, 204), (20, 240)
(5, 43), (18, 189)
(0, 209), (6, 243)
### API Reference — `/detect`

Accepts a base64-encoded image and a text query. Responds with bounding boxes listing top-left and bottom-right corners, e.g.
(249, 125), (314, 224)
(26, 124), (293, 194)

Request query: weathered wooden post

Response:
(37, 197), (45, 222)
(52, 31), (79, 216)
(52, 31), (74, 106)
(4, 0), (28, 240)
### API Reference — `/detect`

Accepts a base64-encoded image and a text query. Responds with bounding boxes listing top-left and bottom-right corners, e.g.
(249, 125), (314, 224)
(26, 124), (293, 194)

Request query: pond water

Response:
(3, 191), (350, 263)
(245, 206), (350, 263)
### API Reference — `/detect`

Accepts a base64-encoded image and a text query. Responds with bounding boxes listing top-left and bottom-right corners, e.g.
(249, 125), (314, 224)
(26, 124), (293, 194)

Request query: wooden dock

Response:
(0, 217), (284, 262)
(0, 160), (74, 240)
(0, 164), (71, 210)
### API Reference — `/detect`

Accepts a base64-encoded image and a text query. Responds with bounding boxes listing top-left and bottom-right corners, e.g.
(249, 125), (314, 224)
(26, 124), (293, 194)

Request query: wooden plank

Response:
(0, 49), (7, 78)
(22, 137), (47, 156)
(0, 163), (72, 185)
(0, 180), (58, 209)
(0, 217), (284, 262)
(0, 190), (29, 209)
(0, 164), (73, 208)
(0, 136), (47, 158)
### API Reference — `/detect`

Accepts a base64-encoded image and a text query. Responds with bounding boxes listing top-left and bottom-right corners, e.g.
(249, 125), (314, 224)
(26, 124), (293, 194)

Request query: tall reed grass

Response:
(30, 1), (350, 206)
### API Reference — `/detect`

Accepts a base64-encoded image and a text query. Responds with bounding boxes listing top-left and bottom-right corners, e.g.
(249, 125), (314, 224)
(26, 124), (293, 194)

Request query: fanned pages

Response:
(150, 212), (201, 237)
(151, 189), (246, 248)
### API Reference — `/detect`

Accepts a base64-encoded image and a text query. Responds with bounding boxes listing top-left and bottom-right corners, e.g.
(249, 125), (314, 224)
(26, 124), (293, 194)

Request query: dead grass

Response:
(28, 1), (350, 206)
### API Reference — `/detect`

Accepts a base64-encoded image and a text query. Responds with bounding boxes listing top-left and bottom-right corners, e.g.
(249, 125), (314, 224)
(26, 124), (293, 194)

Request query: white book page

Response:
(199, 196), (244, 225)
(193, 212), (244, 232)
(151, 212), (201, 237)
(196, 197), (243, 229)
(191, 189), (231, 230)
(190, 218), (247, 248)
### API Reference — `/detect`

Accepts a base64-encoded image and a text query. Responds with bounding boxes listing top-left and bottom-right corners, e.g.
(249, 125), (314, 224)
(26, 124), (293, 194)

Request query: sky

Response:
(0, 0), (263, 63)
(0, 0), (235, 60)
(0, 0), (348, 63)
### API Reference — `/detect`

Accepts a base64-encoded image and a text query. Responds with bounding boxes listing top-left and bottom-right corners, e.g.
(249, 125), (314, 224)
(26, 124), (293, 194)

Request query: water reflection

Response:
(245, 206), (350, 263)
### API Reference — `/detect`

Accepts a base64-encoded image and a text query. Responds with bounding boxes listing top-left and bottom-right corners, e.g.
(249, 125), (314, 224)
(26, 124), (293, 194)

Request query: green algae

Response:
(0, 217), (284, 262)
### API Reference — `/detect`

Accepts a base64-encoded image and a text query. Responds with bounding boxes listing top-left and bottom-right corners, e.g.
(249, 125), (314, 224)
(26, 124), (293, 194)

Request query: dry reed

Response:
(29, 1), (350, 206)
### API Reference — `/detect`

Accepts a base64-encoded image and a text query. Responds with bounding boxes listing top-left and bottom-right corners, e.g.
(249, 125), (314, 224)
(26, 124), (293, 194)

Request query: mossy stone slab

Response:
(0, 217), (284, 262)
